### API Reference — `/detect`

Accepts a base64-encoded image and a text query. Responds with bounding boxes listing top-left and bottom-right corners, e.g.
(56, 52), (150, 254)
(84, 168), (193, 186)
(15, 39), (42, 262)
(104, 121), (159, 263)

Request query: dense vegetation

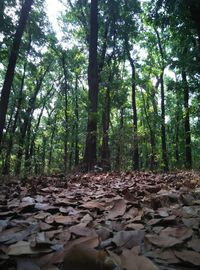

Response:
(0, 0), (200, 175)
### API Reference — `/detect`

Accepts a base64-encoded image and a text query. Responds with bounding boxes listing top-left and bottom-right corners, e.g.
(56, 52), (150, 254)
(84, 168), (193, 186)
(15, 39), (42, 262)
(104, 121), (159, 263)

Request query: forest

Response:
(0, 0), (200, 175)
(1, 1), (200, 270)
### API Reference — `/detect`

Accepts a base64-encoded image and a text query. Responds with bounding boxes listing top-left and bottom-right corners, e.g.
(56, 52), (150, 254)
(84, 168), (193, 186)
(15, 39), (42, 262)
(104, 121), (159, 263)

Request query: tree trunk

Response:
(101, 84), (111, 170)
(115, 108), (124, 171)
(14, 64), (50, 175)
(154, 28), (169, 171)
(61, 53), (69, 174)
(182, 71), (192, 169)
(0, 0), (34, 146)
(189, 2), (200, 43)
(160, 72), (169, 171)
(74, 75), (79, 166)
(124, 32), (139, 170)
(84, 0), (99, 170)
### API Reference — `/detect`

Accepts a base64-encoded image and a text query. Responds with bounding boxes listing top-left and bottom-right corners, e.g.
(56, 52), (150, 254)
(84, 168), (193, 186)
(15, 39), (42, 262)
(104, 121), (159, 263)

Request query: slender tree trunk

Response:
(84, 0), (99, 170)
(0, 0), (33, 146)
(160, 72), (169, 171)
(61, 53), (69, 174)
(124, 33), (139, 170)
(101, 84), (111, 170)
(141, 89), (156, 170)
(115, 108), (124, 171)
(14, 65), (50, 175)
(154, 28), (169, 171)
(131, 65), (139, 170)
(41, 137), (46, 174)
(74, 75), (79, 166)
(182, 71), (192, 169)
(48, 126), (56, 173)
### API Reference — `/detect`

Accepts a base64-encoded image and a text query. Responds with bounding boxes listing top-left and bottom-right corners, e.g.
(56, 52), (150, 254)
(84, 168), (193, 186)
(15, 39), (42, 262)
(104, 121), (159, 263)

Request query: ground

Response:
(0, 171), (200, 270)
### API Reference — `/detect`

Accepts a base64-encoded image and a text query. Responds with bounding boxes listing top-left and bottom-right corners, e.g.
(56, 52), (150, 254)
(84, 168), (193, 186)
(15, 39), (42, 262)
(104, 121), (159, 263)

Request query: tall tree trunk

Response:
(48, 125), (56, 173)
(84, 0), (99, 170)
(182, 71), (192, 169)
(115, 108), (124, 171)
(189, 2), (200, 44)
(62, 53), (69, 174)
(124, 31), (139, 170)
(160, 72), (169, 171)
(101, 84), (111, 170)
(131, 64), (139, 170)
(14, 64), (50, 175)
(141, 89), (156, 171)
(74, 75), (79, 166)
(0, 0), (33, 146)
(154, 28), (169, 171)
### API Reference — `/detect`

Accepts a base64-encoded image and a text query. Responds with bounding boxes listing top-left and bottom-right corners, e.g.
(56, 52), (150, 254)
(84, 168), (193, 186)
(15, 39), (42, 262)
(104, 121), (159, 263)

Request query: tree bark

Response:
(84, 0), (99, 170)
(74, 75), (79, 166)
(124, 36), (139, 170)
(101, 83), (111, 170)
(61, 53), (69, 174)
(182, 70), (192, 169)
(160, 72), (169, 171)
(154, 27), (169, 171)
(0, 0), (34, 146)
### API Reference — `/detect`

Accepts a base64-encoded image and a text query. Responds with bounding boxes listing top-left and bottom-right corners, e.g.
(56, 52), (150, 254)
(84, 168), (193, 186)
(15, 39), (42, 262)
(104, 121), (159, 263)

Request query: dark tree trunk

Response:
(74, 75), (79, 166)
(124, 31), (139, 170)
(189, 3), (200, 43)
(48, 125), (56, 173)
(141, 89), (156, 171)
(131, 68), (139, 171)
(101, 84), (111, 170)
(61, 53), (69, 174)
(84, 0), (99, 170)
(115, 108), (124, 171)
(0, 0), (33, 146)
(160, 72), (169, 171)
(2, 33), (32, 174)
(154, 28), (169, 171)
(41, 137), (47, 174)
(14, 64), (50, 175)
(182, 71), (192, 169)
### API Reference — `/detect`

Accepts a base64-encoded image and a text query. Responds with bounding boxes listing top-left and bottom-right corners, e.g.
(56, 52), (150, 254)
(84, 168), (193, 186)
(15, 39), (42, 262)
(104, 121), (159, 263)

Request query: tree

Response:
(84, 0), (99, 170)
(0, 0), (34, 146)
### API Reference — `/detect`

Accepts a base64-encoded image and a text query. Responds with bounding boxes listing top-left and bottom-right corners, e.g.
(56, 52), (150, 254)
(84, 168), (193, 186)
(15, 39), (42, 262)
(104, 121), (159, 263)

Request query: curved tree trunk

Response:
(0, 0), (34, 146)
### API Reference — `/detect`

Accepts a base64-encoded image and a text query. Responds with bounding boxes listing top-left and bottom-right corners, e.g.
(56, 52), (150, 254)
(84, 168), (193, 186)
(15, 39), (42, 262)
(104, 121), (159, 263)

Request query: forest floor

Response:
(0, 171), (200, 270)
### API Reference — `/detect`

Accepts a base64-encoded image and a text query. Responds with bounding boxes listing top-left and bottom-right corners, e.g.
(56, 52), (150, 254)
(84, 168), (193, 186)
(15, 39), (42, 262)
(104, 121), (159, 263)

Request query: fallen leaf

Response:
(107, 199), (126, 219)
(120, 248), (159, 270)
(188, 238), (200, 252)
(145, 234), (182, 248)
(174, 250), (200, 266)
(7, 241), (51, 255)
(112, 230), (145, 249)
(17, 258), (40, 270)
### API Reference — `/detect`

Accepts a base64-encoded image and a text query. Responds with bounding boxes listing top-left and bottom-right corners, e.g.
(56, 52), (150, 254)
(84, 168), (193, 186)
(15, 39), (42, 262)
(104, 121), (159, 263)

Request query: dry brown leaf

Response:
(81, 201), (104, 210)
(7, 241), (51, 255)
(112, 230), (145, 249)
(120, 248), (159, 270)
(145, 234), (182, 248)
(174, 250), (200, 266)
(187, 238), (200, 252)
(160, 226), (193, 241)
(69, 224), (96, 237)
(107, 199), (126, 219)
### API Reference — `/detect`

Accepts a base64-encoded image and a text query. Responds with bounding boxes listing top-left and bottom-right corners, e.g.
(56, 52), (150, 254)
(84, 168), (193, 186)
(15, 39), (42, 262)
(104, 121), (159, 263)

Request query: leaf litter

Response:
(0, 171), (200, 269)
